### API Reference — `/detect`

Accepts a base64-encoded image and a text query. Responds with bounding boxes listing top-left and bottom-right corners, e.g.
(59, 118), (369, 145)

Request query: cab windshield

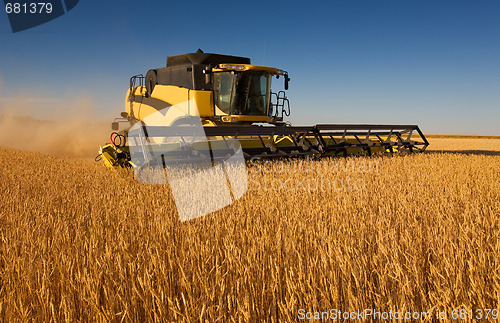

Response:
(214, 71), (271, 116)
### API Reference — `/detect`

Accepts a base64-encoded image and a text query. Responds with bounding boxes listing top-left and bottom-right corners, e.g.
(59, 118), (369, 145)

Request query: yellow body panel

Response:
(189, 90), (213, 117)
(126, 85), (215, 121)
(151, 85), (188, 106)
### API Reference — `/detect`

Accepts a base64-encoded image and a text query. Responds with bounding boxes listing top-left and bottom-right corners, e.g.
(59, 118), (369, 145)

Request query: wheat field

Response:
(0, 138), (499, 321)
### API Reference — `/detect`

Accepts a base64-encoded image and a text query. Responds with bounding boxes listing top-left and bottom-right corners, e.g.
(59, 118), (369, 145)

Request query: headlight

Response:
(219, 64), (246, 71)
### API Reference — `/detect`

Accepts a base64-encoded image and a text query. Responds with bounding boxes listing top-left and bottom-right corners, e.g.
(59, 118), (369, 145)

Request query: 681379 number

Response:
(451, 309), (498, 320)
(5, 2), (53, 14)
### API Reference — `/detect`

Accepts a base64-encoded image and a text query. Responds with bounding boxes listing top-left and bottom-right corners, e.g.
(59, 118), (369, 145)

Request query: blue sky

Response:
(1, 0), (499, 134)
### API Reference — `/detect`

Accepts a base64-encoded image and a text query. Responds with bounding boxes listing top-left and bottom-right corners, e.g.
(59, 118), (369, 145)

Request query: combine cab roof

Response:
(166, 50), (250, 67)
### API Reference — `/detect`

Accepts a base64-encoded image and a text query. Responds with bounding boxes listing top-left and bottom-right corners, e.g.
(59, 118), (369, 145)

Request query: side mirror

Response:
(284, 72), (290, 90)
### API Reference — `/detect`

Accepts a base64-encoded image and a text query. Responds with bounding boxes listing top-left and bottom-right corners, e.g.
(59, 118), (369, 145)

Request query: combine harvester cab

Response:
(97, 49), (429, 168)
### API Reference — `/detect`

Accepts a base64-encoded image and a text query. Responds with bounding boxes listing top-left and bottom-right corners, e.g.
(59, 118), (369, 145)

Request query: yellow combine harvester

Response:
(98, 49), (428, 168)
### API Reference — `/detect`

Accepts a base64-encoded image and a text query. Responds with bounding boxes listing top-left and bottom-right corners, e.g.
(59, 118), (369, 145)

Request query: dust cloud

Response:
(0, 91), (113, 159)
